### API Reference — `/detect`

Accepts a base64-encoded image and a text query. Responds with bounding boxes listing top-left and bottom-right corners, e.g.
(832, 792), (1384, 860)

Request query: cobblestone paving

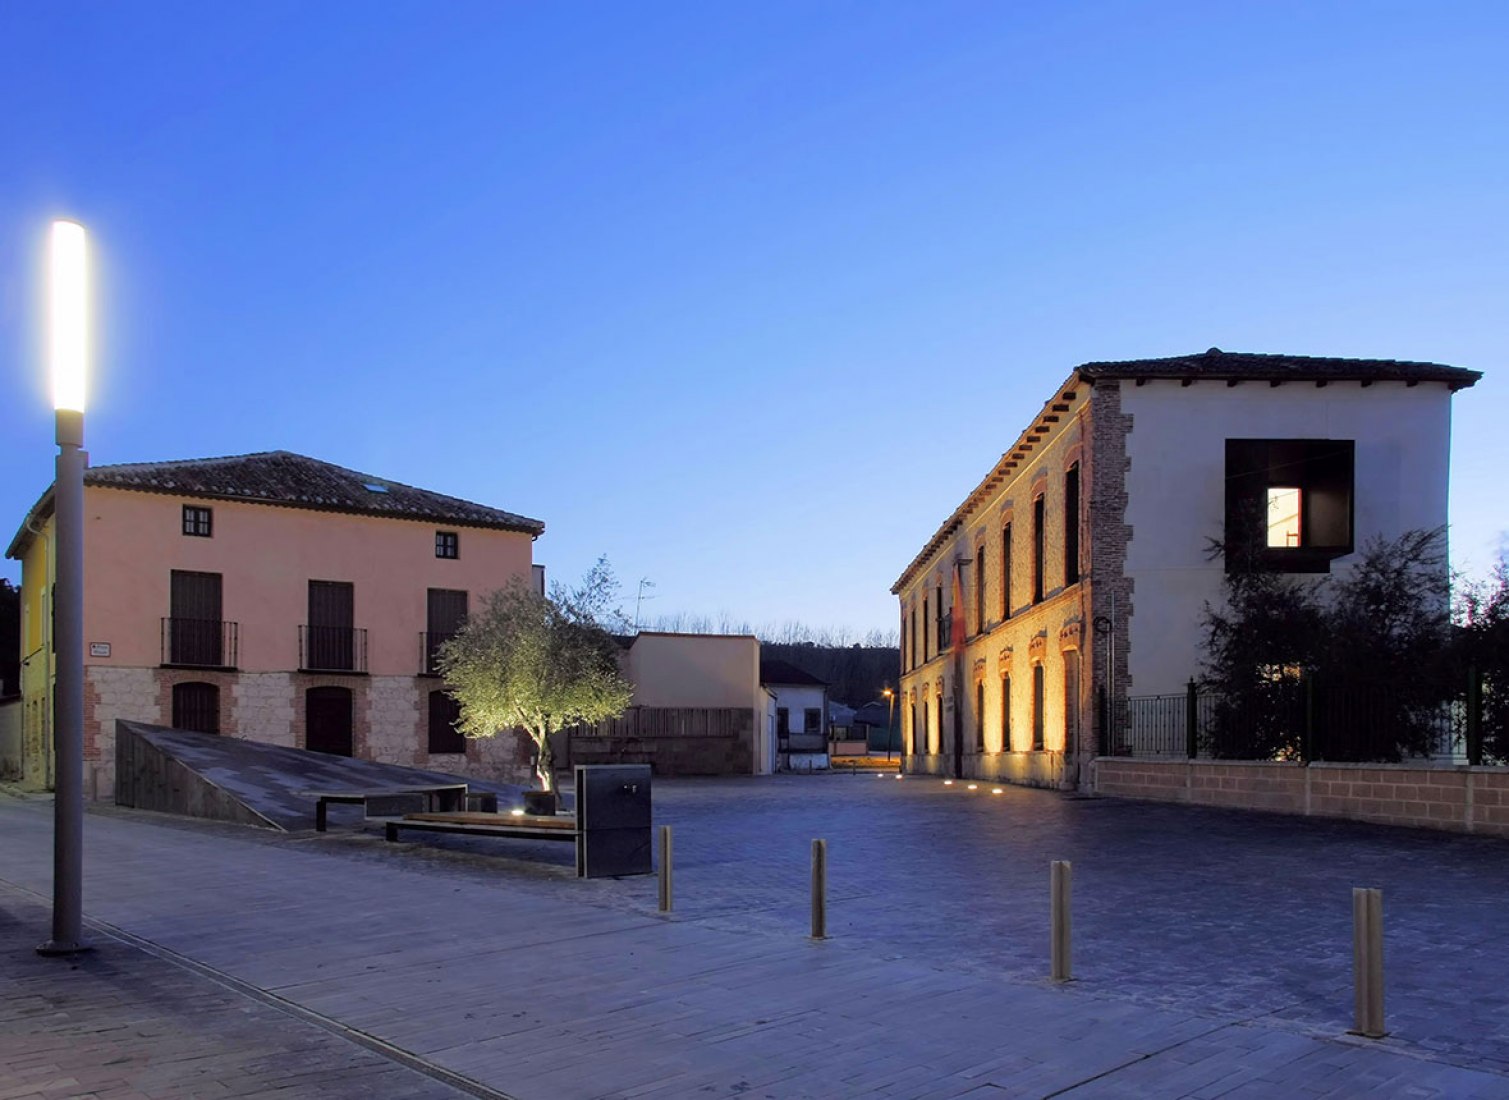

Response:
(4, 778), (1509, 1098)
(321, 774), (1509, 1074)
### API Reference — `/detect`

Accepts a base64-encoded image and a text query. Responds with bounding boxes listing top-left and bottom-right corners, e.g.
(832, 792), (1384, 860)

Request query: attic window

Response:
(435, 531), (459, 559)
(182, 506), (213, 537)
(363, 482), (389, 494)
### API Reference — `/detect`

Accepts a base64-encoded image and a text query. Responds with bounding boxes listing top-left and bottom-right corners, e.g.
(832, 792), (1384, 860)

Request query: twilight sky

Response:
(2, 1), (1505, 635)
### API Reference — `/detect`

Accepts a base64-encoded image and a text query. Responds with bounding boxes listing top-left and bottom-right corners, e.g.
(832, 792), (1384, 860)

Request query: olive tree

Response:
(437, 561), (632, 792)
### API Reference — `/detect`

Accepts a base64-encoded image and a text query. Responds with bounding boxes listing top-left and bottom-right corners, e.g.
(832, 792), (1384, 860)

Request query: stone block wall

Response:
(1094, 757), (1509, 838)
(77, 666), (534, 797)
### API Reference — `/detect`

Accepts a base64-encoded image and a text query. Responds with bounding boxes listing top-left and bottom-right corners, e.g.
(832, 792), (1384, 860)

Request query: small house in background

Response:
(760, 658), (829, 771)
(852, 700), (900, 754)
(566, 632), (775, 776)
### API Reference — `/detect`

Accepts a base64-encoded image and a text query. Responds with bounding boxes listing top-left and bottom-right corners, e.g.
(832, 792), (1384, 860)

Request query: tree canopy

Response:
(437, 560), (632, 792)
(1200, 528), (1454, 760)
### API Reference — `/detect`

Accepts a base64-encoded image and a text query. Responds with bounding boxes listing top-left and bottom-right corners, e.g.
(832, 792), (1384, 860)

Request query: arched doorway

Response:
(306, 686), (353, 756)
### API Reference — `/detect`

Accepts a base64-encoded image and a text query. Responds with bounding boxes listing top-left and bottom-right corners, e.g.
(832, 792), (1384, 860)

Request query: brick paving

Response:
(2, 778), (1509, 1097)
(0, 887), (471, 1099)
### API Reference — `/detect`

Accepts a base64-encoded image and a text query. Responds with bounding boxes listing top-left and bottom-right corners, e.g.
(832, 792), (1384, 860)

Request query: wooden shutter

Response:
(307, 581), (354, 670)
(169, 571), (222, 665)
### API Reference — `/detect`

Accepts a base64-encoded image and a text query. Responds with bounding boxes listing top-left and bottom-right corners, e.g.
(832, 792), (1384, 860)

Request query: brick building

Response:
(892, 350), (1479, 791)
(6, 451), (544, 795)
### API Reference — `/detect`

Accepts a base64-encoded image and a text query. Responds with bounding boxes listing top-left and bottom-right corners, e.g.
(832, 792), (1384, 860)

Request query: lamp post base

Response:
(36, 938), (94, 957)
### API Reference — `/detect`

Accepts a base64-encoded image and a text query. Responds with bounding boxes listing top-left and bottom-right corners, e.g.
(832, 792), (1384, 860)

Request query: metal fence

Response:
(1110, 672), (1498, 765)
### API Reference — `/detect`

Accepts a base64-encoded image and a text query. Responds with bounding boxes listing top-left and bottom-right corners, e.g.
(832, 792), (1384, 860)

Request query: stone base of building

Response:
(905, 750), (1073, 790)
(58, 666), (534, 799)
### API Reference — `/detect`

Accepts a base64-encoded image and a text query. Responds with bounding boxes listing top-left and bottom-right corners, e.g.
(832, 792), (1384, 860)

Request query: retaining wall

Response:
(1093, 757), (1509, 837)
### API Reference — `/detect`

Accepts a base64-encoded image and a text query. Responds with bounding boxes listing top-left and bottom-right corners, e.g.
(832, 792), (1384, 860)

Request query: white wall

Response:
(1121, 380), (1454, 696)
(768, 684), (827, 736)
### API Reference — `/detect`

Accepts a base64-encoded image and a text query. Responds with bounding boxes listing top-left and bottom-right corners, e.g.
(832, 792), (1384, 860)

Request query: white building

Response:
(892, 349), (1480, 790)
(760, 658), (830, 771)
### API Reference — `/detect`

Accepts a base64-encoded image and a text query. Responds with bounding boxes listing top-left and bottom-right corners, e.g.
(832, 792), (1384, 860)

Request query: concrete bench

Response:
(301, 784), (469, 832)
(383, 766), (652, 879)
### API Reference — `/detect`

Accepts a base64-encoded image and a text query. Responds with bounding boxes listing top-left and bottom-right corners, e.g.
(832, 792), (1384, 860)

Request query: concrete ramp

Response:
(114, 720), (522, 832)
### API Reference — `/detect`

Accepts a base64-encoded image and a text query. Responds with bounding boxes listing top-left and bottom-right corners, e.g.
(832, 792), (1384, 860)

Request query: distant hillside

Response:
(760, 642), (900, 708)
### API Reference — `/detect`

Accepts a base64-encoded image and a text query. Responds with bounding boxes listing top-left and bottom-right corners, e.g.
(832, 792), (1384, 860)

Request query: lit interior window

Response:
(1267, 487), (1302, 548)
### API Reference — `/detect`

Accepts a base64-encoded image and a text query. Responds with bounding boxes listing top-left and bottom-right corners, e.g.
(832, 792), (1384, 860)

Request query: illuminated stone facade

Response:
(893, 351), (1478, 792)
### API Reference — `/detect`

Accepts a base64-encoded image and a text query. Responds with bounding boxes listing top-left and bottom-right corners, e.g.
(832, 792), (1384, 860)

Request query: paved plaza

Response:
(3, 775), (1509, 1097)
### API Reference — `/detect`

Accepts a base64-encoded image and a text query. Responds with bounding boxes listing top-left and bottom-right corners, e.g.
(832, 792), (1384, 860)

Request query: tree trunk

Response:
(535, 726), (555, 792)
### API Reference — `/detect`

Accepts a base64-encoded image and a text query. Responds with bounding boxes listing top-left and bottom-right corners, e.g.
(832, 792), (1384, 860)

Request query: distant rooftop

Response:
(7, 450), (544, 559)
(1079, 348), (1480, 389)
(760, 658), (827, 687)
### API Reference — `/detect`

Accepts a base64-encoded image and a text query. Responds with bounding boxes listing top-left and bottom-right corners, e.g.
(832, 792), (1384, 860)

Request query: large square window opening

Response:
(1226, 439), (1354, 572)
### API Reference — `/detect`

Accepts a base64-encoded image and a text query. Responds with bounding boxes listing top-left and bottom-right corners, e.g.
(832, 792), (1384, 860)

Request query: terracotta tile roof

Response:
(889, 349), (1481, 594)
(8, 450), (543, 558)
(1078, 348), (1480, 388)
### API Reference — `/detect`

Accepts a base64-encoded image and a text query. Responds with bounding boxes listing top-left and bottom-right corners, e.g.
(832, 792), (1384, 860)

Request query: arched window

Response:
(1001, 675), (1012, 752)
(171, 681), (219, 734)
(1063, 649), (1082, 755)
(975, 680), (985, 752)
(1032, 664), (1046, 751)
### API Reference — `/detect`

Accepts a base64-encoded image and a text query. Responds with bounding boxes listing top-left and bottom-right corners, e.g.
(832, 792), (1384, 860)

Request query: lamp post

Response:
(882, 686), (895, 762)
(38, 220), (90, 957)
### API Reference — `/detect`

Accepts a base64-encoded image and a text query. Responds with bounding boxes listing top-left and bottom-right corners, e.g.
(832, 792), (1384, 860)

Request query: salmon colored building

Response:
(6, 451), (544, 796)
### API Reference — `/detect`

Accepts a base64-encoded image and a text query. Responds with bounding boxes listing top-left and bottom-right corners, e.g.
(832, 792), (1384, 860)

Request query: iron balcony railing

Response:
(419, 631), (456, 676)
(161, 618), (239, 669)
(298, 625), (368, 673)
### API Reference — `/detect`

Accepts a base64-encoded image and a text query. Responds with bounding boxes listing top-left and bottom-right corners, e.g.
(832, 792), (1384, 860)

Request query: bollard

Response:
(658, 825), (673, 913)
(1050, 860), (1072, 982)
(1351, 887), (1385, 1038)
(811, 839), (828, 939)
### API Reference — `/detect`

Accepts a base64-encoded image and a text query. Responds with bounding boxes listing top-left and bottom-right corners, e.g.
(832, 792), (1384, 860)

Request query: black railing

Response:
(1112, 676), (1480, 764)
(161, 618), (238, 669)
(299, 625), (367, 673)
(419, 631), (456, 676)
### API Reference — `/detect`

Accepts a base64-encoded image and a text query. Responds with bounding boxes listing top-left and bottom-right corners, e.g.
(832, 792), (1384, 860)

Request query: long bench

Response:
(381, 765), (653, 879)
(302, 784), (469, 832)
(384, 811), (578, 845)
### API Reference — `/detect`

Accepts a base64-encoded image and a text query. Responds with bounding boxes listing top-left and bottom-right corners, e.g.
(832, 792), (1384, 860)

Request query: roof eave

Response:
(81, 479), (546, 536)
(5, 486), (56, 561)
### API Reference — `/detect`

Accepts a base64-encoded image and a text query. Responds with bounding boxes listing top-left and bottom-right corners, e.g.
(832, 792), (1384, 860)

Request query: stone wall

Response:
(0, 698), (20, 781)
(911, 750), (1072, 789)
(85, 666), (162, 797)
(1093, 757), (1509, 838)
(77, 666), (534, 797)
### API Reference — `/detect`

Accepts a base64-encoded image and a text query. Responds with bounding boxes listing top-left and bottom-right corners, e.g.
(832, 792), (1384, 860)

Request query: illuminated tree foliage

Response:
(437, 559), (632, 792)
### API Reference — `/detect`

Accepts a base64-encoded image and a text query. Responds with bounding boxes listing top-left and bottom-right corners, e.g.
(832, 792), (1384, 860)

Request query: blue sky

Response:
(3, 1), (1505, 634)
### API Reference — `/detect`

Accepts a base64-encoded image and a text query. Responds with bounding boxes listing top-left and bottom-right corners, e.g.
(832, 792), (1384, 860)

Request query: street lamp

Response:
(882, 686), (895, 763)
(38, 219), (90, 957)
